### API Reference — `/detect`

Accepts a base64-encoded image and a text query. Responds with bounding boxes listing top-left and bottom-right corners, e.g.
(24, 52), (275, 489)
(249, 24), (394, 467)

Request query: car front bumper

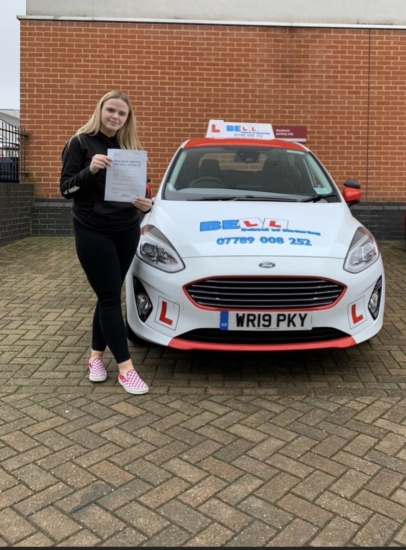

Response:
(125, 254), (385, 351)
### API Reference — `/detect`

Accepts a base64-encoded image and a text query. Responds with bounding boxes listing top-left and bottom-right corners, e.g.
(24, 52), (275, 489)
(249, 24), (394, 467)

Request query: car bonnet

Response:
(145, 200), (361, 260)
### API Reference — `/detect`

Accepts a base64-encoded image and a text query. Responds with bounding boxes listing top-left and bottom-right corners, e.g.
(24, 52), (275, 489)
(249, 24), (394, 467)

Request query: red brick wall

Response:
(19, 21), (406, 202)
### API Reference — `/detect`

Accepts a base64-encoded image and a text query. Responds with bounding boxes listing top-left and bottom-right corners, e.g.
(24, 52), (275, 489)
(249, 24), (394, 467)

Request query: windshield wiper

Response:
(187, 196), (238, 201)
(187, 195), (297, 202)
(231, 196), (297, 202)
(300, 192), (337, 203)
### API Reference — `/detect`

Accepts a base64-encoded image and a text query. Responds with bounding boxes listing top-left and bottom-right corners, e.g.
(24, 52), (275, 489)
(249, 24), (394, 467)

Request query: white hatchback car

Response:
(125, 120), (385, 352)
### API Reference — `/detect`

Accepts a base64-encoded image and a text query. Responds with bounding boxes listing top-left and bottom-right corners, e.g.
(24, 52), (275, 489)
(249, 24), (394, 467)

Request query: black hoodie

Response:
(60, 131), (142, 231)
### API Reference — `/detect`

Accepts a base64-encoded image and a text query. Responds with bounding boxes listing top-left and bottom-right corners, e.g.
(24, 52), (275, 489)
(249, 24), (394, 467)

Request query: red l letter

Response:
(159, 301), (173, 326)
(351, 304), (364, 324)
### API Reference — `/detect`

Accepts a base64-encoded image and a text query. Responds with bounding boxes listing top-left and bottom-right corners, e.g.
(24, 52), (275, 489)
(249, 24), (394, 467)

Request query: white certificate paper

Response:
(104, 149), (147, 202)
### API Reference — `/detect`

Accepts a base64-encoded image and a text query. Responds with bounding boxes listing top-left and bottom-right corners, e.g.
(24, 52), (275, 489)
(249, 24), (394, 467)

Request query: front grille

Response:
(178, 327), (348, 345)
(185, 277), (345, 309)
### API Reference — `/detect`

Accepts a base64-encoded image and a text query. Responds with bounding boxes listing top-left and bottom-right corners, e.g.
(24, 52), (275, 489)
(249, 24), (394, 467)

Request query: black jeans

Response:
(73, 218), (140, 364)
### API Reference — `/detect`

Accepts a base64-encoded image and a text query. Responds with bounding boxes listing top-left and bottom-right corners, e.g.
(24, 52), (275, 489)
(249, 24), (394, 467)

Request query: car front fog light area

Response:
(368, 276), (383, 320)
(132, 277), (153, 322)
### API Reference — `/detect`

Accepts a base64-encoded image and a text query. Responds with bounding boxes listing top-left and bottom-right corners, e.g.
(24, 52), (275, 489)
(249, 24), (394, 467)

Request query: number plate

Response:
(220, 311), (312, 331)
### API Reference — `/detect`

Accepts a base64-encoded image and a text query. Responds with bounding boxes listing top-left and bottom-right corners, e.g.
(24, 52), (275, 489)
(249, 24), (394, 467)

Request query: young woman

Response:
(60, 90), (151, 395)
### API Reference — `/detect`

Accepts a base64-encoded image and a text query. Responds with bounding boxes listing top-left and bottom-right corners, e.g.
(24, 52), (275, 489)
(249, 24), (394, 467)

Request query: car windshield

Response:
(163, 146), (338, 202)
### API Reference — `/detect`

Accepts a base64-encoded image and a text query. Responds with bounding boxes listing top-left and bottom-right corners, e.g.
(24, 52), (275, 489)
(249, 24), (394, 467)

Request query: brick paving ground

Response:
(1, 237), (406, 546)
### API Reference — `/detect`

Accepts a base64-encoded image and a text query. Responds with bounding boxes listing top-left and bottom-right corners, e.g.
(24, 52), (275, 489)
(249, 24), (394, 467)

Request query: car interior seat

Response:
(189, 158), (227, 187)
(260, 149), (297, 194)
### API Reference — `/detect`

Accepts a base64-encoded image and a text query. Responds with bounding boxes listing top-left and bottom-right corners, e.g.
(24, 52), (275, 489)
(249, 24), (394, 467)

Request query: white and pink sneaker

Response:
(118, 370), (149, 395)
(88, 358), (108, 382)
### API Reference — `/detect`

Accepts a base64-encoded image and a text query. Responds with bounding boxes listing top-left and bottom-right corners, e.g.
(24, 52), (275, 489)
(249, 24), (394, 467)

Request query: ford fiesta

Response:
(125, 120), (385, 351)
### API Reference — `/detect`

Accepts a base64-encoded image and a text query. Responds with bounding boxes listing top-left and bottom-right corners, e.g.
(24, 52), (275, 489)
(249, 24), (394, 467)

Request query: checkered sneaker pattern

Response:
(118, 369), (149, 395)
(88, 358), (108, 382)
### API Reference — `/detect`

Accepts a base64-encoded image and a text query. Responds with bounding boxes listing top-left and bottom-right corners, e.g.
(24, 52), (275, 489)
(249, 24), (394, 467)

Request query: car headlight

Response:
(136, 224), (185, 273)
(344, 227), (379, 273)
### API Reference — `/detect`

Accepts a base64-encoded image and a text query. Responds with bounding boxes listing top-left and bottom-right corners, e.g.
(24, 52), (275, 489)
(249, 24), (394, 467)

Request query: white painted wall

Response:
(25, 0), (406, 27)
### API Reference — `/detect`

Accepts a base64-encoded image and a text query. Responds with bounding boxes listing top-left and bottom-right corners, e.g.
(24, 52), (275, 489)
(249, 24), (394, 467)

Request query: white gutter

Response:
(17, 16), (406, 30)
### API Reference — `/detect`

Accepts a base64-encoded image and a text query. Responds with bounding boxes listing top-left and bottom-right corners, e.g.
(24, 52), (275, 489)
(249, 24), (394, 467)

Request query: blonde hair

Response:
(75, 90), (143, 150)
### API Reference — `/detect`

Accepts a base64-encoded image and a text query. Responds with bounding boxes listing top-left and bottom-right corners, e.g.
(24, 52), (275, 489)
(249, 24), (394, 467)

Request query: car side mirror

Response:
(343, 179), (361, 189)
(343, 179), (361, 207)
